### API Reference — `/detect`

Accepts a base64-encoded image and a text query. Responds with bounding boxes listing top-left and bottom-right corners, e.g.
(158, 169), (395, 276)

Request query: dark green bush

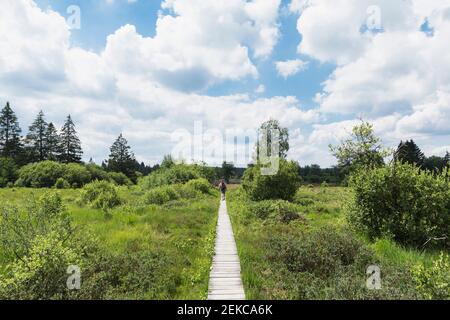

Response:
(81, 181), (123, 210)
(246, 200), (301, 223)
(139, 164), (204, 189)
(107, 172), (132, 186)
(242, 159), (301, 201)
(16, 161), (93, 188)
(85, 163), (110, 181)
(348, 162), (450, 248)
(144, 185), (180, 205)
(17, 161), (65, 188)
(184, 178), (212, 195)
(0, 157), (18, 188)
(54, 178), (70, 189)
(62, 163), (92, 188)
(412, 253), (450, 300)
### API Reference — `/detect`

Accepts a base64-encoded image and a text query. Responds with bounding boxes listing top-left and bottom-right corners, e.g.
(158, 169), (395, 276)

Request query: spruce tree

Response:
(26, 110), (48, 162)
(107, 134), (136, 180)
(59, 115), (83, 163)
(0, 102), (23, 160)
(395, 140), (425, 167)
(45, 122), (60, 161)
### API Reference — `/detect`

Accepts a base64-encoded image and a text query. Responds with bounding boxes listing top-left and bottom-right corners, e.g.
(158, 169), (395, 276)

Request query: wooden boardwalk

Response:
(208, 199), (246, 300)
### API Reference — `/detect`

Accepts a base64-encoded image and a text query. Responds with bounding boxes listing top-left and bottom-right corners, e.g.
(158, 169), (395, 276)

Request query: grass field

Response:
(0, 186), (219, 300)
(227, 185), (445, 300)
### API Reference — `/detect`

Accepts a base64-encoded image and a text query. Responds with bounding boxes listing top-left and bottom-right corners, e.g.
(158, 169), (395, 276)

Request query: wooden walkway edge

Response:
(207, 199), (246, 300)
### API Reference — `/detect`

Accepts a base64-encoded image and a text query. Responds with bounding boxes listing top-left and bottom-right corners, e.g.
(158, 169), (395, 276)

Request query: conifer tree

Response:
(394, 140), (425, 167)
(45, 122), (60, 161)
(59, 115), (83, 163)
(107, 134), (136, 180)
(26, 110), (48, 162)
(0, 102), (23, 160)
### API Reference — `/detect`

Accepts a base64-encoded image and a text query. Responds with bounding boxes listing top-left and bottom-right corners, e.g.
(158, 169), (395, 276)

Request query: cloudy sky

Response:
(1, 0), (450, 166)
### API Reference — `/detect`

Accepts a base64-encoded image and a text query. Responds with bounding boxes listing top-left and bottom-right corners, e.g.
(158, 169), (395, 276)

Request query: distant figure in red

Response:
(218, 179), (227, 201)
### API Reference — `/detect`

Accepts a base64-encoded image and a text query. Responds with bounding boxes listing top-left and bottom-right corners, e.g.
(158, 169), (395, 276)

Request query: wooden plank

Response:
(207, 199), (246, 300)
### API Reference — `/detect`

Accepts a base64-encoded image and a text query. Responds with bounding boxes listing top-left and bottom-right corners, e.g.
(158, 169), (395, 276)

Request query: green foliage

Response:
(256, 119), (290, 159)
(144, 185), (180, 205)
(348, 162), (450, 248)
(107, 134), (137, 182)
(17, 161), (92, 188)
(0, 157), (18, 188)
(221, 162), (235, 183)
(184, 178), (212, 195)
(395, 140), (425, 168)
(0, 231), (83, 300)
(329, 121), (390, 175)
(62, 163), (92, 188)
(85, 163), (110, 182)
(0, 102), (23, 160)
(81, 181), (122, 210)
(59, 115), (83, 164)
(25, 110), (48, 162)
(246, 200), (301, 223)
(74, 250), (179, 300)
(54, 178), (70, 189)
(17, 161), (65, 188)
(107, 171), (132, 186)
(140, 164), (202, 189)
(412, 253), (450, 300)
(242, 159), (301, 201)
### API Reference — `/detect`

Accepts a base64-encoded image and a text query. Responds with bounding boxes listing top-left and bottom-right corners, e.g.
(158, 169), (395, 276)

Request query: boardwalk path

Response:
(207, 199), (246, 300)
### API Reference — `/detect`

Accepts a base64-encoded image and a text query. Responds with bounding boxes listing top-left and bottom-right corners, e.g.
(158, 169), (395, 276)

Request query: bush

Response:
(17, 161), (65, 188)
(16, 161), (93, 188)
(348, 162), (450, 248)
(184, 178), (212, 195)
(246, 200), (301, 223)
(242, 159), (301, 201)
(108, 172), (132, 186)
(412, 253), (450, 300)
(54, 178), (70, 189)
(0, 157), (18, 188)
(81, 181), (123, 210)
(62, 163), (92, 188)
(140, 164), (203, 189)
(85, 163), (110, 182)
(144, 185), (180, 205)
(267, 227), (371, 278)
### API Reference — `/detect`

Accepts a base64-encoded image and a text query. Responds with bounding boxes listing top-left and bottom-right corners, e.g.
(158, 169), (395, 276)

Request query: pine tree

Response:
(107, 134), (136, 180)
(394, 140), (425, 167)
(0, 102), (23, 160)
(26, 111), (48, 162)
(45, 122), (60, 161)
(59, 115), (83, 163)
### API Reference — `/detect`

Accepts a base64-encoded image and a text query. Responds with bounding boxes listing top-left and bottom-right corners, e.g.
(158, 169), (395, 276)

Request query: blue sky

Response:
(35, 0), (335, 106)
(1, 0), (450, 166)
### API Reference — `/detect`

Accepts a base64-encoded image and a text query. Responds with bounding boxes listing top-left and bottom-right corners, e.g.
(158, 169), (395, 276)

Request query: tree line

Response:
(0, 102), (153, 182)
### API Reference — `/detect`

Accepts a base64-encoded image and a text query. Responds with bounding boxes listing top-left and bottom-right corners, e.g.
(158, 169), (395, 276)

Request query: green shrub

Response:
(144, 185), (180, 205)
(17, 161), (93, 188)
(0, 157), (18, 188)
(412, 253), (450, 300)
(54, 178), (70, 189)
(0, 231), (83, 300)
(348, 162), (450, 248)
(85, 163), (110, 182)
(246, 200), (301, 223)
(140, 164), (203, 189)
(242, 159), (301, 201)
(81, 181), (123, 210)
(108, 172), (132, 186)
(266, 227), (371, 278)
(73, 250), (179, 300)
(184, 178), (212, 195)
(62, 163), (92, 188)
(17, 161), (65, 188)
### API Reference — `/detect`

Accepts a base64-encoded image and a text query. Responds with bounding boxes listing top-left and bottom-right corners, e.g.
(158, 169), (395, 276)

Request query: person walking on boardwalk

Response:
(218, 179), (227, 201)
